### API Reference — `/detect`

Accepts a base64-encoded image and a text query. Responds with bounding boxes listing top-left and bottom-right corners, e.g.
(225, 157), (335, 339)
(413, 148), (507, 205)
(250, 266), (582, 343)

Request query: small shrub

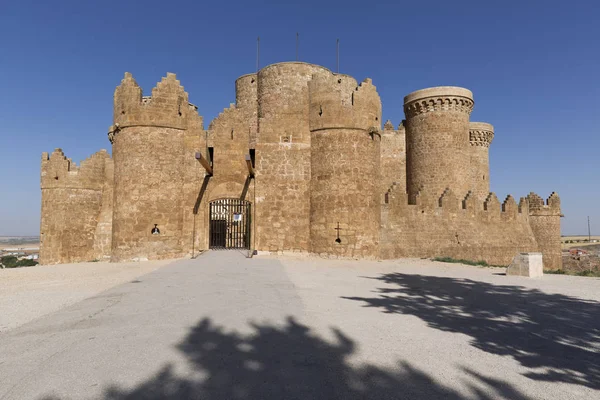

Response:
(1, 256), (18, 268)
(16, 259), (38, 267)
(544, 269), (567, 274)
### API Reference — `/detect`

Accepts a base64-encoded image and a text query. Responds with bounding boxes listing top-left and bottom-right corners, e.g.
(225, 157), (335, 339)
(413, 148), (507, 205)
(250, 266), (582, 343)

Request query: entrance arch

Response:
(209, 199), (251, 249)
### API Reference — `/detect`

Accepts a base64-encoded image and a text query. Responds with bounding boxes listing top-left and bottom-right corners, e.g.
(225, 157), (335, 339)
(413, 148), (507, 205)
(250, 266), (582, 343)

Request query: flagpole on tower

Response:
(256, 36), (260, 73)
(336, 38), (340, 73)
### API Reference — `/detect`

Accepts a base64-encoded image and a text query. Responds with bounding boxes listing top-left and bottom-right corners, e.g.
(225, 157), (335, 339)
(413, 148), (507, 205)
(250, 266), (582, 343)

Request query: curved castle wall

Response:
(40, 149), (109, 264)
(469, 122), (494, 201)
(254, 62), (330, 252)
(527, 192), (563, 270)
(309, 74), (382, 258)
(404, 87), (474, 200)
(110, 73), (191, 262)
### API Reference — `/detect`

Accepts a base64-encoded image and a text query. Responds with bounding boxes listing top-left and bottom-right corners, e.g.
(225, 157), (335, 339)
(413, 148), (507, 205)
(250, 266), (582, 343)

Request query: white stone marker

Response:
(506, 252), (544, 277)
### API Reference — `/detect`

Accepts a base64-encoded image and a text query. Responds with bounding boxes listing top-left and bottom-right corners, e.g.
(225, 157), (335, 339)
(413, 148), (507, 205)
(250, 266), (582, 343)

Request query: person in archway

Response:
(151, 224), (160, 235)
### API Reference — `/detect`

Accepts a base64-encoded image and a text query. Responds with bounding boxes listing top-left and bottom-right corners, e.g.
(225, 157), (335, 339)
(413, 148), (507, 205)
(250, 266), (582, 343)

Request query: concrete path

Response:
(0, 251), (599, 399)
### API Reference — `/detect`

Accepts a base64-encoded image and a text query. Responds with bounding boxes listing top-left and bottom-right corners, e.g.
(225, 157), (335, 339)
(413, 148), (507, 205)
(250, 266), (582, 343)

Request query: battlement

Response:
(308, 73), (382, 132)
(469, 122), (494, 147)
(527, 192), (562, 215)
(109, 72), (203, 143)
(403, 86), (474, 118)
(41, 148), (110, 189)
(399, 184), (531, 220)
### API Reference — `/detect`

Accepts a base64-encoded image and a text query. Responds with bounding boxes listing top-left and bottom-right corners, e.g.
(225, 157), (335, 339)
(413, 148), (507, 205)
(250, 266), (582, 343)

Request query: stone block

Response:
(507, 253), (543, 277)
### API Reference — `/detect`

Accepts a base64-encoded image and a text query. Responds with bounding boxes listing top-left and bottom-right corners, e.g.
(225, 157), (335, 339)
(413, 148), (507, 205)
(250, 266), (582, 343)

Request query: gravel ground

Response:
(0, 259), (175, 332)
(0, 251), (599, 399)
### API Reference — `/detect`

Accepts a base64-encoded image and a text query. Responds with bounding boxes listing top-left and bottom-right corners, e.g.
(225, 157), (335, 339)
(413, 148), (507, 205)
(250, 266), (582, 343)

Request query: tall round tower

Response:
(469, 122), (494, 200)
(109, 73), (190, 262)
(235, 73), (258, 147)
(308, 73), (382, 258)
(254, 62), (331, 252)
(403, 87), (474, 200)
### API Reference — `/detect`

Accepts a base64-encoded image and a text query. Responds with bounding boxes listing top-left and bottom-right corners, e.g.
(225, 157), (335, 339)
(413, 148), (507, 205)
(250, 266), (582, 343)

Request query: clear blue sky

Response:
(1, 0), (598, 236)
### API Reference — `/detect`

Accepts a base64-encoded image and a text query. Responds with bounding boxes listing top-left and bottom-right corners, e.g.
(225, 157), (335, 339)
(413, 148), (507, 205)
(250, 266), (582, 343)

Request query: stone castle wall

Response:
(254, 62), (330, 252)
(40, 149), (111, 264)
(380, 187), (542, 266)
(381, 121), (406, 197)
(469, 122), (494, 201)
(404, 87), (474, 202)
(309, 74), (382, 258)
(40, 62), (563, 270)
(527, 192), (563, 270)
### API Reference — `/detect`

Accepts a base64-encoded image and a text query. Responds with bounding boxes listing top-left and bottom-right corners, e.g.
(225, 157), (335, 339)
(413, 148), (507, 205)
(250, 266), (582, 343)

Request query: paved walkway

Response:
(1, 251), (598, 399)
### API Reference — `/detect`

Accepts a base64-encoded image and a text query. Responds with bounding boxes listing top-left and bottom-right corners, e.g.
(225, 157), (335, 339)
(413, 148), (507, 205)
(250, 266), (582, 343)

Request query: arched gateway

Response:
(209, 199), (251, 250)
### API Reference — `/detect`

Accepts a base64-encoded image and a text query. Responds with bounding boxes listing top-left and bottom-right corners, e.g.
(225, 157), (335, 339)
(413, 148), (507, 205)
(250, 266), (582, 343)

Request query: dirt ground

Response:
(0, 259), (175, 332)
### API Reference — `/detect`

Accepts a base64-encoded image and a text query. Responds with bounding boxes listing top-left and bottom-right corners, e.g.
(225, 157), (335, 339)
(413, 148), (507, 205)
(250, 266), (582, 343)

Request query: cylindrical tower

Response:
(235, 73), (258, 110)
(235, 73), (258, 147)
(527, 192), (563, 270)
(254, 62), (331, 253)
(404, 87), (474, 200)
(40, 149), (109, 264)
(110, 72), (190, 262)
(469, 122), (494, 200)
(309, 73), (382, 258)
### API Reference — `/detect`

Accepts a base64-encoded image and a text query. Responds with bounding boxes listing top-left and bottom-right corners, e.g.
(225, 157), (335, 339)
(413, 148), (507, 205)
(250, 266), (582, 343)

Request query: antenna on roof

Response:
(296, 32), (299, 61)
(256, 36), (260, 73)
(336, 38), (340, 73)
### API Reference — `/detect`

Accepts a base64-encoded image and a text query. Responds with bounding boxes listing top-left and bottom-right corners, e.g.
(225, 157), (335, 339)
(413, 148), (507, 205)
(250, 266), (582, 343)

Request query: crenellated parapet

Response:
(526, 192), (562, 270)
(403, 86), (474, 118)
(527, 192), (562, 216)
(41, 148), (110, 190)
(109, 72), (204, 143)
(308, 74), (382, 133)
(469, 122), (494, 147)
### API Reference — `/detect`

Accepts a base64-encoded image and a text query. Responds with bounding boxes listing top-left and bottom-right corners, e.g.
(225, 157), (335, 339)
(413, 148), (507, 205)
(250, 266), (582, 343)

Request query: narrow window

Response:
(208, 147), (214, 166)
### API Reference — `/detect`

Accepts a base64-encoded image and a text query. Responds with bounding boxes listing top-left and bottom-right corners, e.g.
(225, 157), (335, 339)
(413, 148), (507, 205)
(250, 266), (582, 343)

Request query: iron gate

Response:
(209, 199), (251, 249)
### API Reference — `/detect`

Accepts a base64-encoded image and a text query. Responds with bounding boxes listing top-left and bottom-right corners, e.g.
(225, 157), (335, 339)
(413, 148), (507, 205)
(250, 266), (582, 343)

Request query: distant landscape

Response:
(0, 236), (40, 250)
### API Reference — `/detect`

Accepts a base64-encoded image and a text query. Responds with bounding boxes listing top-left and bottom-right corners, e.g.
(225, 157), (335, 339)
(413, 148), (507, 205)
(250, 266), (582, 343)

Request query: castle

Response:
(40, 62), (562, 269)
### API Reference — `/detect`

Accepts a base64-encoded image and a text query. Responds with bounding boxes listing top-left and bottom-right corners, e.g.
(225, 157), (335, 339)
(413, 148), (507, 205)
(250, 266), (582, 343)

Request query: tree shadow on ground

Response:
(45, 317), (533, 400)
(343, 273), (600, 390)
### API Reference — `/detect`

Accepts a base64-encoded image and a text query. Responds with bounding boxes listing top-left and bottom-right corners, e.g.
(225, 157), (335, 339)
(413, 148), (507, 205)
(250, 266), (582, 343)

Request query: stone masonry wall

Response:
(469, 122), (494, 201)
(111, 126), (185, 261)
(381, 187), (540, 266)
(404, 87), (474, 201)
(254, 62), (330, 252)
(381, 120), (406, 197)
(110, 72), (204, 262)
(527, 192), (563, 270)
(92, 157), (114, 261)
(40, 149), (110, 264)
(308, 73), (382, 258)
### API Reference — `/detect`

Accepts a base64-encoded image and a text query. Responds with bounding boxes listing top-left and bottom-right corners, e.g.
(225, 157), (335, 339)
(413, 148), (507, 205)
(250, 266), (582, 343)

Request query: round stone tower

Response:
(308, 72), (382, 259)
(469, 122), (494, 200)
(109, 72), (190, 262)
(403, 87), (474, 201)
(254, 62), (331, 252)
(235, 73), (258, 110)
(235, 73), (258, 146)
